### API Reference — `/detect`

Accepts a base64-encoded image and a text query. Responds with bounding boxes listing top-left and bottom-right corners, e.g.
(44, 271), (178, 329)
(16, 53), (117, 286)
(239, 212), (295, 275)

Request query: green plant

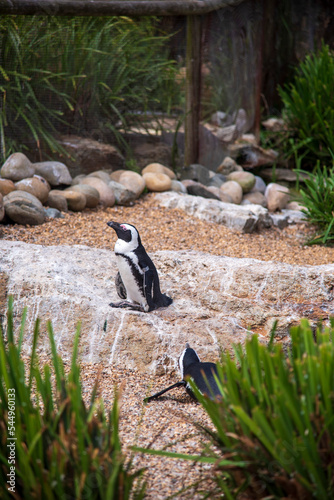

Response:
(0, 16), (182, 162)
(135, 321), (334, 499)
(0, 297), (146, 499)
(295, 161), (334, 245)
(278, 42), (334, 169)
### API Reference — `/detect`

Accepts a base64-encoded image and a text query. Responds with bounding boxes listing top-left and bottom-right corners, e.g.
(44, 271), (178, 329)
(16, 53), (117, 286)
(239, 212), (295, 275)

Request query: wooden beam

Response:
(184, 15), (202, 166)
(0, 0), (244, 16)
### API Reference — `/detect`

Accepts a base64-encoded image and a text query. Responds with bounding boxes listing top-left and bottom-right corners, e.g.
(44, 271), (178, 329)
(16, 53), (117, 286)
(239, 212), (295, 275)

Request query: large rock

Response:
(1, 240), (334, 374)
(114, 171), (146, 199)
(1, 153), (35, 181)
(34, 161), (72, 187)
(143, 172), (172, 192)
(265, 183), (290, 212)
(0, 178), (16, 196)
(108, 180), (136, 205)
(81, 177), (115, 207)
(227, 171), (256, 193)
(47, 191), (68, 212)
(180, 164), (210, 185)
(154, 192), (271, 233)
(51, 189), (86, 212)
(220, 180), (243, 204)
(15, 175), (50, 204)
(3, 191), (45, 225)
(142, 163), (176, 180)
(66, 184), (100, 208)
(58, 135), (125, 177)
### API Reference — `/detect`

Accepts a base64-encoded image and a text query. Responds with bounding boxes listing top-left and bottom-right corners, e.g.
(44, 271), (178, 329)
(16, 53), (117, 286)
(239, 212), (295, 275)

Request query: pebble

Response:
(143, 172), (172, 192)
(220, 180), (243, 204)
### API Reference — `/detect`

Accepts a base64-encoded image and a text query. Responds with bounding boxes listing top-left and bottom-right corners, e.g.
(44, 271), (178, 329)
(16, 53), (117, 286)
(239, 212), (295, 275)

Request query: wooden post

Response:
(185, 15), (202, 166)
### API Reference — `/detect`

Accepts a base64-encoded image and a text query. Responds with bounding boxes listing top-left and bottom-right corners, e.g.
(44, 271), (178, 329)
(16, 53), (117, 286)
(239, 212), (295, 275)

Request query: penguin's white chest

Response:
(116, 252), (146, 306)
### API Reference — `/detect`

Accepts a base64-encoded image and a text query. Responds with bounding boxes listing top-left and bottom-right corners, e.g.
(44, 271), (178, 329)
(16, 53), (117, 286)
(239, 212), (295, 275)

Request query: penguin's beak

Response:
(107, 221), (117, 229)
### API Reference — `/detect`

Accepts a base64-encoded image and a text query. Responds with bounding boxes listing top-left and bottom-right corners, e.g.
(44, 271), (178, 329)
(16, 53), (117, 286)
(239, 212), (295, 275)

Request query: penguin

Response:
(144, 343), (223, 402)
(107, 221), (173, 312)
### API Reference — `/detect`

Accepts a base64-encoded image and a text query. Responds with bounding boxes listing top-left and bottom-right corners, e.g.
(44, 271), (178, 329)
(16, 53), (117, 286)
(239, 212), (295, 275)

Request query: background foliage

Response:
(0, 15), (181, 162)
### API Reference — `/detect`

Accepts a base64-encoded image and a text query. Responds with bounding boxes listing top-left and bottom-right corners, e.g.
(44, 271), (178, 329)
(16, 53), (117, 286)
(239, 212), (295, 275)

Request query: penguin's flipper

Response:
(144, 381), (186, 403)
(143, 266), (156, 311)
(115, 272), (127, 300)
(109, 301), (144, 312)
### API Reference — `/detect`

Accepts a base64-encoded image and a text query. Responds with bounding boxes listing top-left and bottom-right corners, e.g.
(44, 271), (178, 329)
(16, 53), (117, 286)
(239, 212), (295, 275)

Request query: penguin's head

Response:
(178, 343), (200, 380)
(107, 221), (141, 249)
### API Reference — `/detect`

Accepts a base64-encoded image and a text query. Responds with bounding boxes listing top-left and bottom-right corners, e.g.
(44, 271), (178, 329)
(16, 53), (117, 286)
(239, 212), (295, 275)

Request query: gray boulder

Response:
(180, 164), (210, 185)
(3, 190), (45, 225)
(1, 240), (334, 374)
(1, 153), (35, 181)
(66, 184), (100, 208)
(34, 161), (72, 186)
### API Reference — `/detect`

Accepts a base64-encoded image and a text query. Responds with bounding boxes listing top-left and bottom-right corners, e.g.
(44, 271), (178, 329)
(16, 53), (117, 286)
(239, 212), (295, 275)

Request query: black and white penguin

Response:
(107, 221), (173, 312)
(144, 343), (222, 402)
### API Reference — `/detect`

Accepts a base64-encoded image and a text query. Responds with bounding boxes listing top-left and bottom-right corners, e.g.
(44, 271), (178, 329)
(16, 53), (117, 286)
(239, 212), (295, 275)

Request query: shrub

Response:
(0, 16), (181, 162)
(295, 162), (334, 245)
(278, 42), (334, 169)
(136, 321), (334, 499)
(0, 297), (146, 499)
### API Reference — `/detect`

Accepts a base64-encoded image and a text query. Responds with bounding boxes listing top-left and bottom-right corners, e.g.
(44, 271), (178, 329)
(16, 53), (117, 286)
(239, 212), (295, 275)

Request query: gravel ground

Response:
(2, 192), (334, 498)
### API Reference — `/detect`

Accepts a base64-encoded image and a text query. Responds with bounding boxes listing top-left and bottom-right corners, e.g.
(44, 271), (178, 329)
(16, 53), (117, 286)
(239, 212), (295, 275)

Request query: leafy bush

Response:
(0, 297), (146, 499)
(136, 321), (334, 499)
(295, 162), (334, 245)
(189, 322), (334, 499)
(0, 16), (181, 162)
(278, 43), (334, 169)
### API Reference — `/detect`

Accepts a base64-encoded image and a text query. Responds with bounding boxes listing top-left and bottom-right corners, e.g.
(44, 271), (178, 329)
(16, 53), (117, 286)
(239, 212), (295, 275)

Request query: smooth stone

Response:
(180, 164), (210, 185)
(44, 207), (65, 219)
(52, 189), (86, 211)
(286, 201), (305, 211)
(108, 180), (136, 205)
(216, 156), (240, 175)
(0, 193), (4, 222)
(15, 175), (51, 204)
(142, 163), (176, 180)
(227, 171), (256, 193)
(66, 184), (100, 208)
(170, 180), (187, 194)
(116, 171), (146, 199)
(249, 175), (267, 194)
(143, 172), (172, 192)
(87, 170), (111, 184)
(220, 180), (243, 204)
(81, 177), (115, 207)
(265, 183), (290, 212)
(3, 190), (45, 225)
(34, 161), (72, 186)
(207, 173), (227, 188)
(0, 179), (16, 196)
(207, 186), (233, 203)
(47, 191), (68, 212)
(242, 191), (267, 208)
(71, 174), (87, 186)
(186, 182), (220, 200)
(110, 169), (128, 183)
(1, 153), (35, 181)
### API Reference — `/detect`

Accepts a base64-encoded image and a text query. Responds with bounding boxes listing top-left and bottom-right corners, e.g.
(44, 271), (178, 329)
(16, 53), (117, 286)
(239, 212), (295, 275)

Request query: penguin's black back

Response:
(184, 362), (221, 400)
(180, 345), (222, 400)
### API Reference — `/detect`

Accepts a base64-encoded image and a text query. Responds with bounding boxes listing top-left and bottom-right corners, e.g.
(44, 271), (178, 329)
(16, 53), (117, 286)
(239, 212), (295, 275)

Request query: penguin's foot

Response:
(109, 301), (144, 312)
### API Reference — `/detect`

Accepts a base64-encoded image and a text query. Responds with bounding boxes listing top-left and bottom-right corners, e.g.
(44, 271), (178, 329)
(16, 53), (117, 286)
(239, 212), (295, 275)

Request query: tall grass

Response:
(0, 297), (146, 499)
(135, 321), (334, 499)
(0, 16), (181, 162)
(278, 42), (334, 169)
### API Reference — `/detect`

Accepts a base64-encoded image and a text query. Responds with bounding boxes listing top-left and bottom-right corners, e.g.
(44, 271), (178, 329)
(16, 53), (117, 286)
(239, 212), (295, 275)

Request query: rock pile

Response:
(0, 151), (302, 228)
